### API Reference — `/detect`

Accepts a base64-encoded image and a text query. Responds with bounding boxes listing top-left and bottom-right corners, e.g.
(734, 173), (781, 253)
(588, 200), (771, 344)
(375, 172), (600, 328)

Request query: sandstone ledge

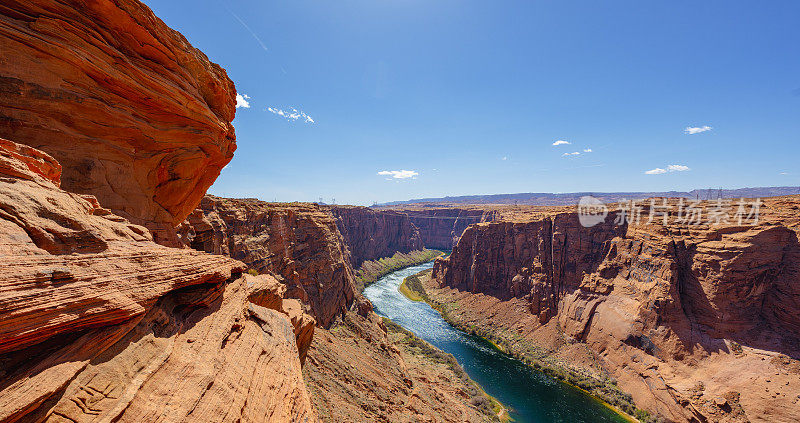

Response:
(0, 139), (316, 422)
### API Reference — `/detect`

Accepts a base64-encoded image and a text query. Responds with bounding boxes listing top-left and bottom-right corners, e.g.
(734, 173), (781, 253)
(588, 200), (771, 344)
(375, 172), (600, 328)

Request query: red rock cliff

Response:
(402, 208), (494, 250)
(434, 212), (626, 322)
(329, 205), (424, 267)
(0, 139), (316, 422)
(432, 201), (800, 422)
(0, 0), (237, 245)
(183, 195), (360, 328)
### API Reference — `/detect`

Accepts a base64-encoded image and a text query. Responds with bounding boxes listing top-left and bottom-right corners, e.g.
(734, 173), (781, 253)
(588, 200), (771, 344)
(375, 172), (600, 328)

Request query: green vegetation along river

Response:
(363, 261), (629, 423)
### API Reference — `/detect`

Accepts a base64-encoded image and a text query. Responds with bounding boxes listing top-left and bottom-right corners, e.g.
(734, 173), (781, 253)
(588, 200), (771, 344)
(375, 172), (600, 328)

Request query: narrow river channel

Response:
(363, 261), (629, 423)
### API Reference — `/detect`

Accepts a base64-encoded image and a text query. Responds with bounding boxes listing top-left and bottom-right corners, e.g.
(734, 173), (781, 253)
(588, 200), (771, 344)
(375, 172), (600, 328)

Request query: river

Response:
(363, 261), (629, 423)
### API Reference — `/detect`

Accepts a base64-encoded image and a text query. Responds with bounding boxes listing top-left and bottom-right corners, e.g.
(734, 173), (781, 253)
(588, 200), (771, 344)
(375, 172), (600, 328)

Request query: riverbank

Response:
(303, 310), (503, 422)
(400, 269), (650, 423)
(354, 249), (443, 292)
(382, 318), (510, 422)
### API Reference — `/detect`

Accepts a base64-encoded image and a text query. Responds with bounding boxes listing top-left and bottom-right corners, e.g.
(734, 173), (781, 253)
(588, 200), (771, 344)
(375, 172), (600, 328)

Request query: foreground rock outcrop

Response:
(430, 200), (800, 422)
(0, 139), (316, 422)
(0, 0), (237, 245)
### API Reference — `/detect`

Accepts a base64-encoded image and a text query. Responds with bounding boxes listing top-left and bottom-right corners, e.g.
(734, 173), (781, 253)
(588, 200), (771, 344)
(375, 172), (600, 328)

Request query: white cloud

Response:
(236, 93), (251, 109)
(562, 151), (580, 157)
(684, 125), (712, 135)
(552, 140), (571, 146)
(502, 156), (508, 161)
(378, 170), (418, 179)
(583, 148), (592, 153)
(267, 106), (314, 123)
(646, 164), (690, 175)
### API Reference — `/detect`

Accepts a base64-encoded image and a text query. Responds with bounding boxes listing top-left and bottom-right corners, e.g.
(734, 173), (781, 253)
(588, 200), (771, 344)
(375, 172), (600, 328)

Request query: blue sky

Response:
(145, 0), (800, 205)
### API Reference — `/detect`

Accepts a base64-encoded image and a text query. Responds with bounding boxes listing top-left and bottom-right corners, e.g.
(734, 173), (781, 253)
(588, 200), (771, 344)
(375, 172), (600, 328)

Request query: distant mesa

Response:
(377, 186), (800, 207)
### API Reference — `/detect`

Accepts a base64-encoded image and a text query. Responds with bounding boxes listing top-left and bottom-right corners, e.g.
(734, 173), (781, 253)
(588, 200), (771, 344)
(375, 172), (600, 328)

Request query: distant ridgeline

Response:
(379, 186), (800, 206)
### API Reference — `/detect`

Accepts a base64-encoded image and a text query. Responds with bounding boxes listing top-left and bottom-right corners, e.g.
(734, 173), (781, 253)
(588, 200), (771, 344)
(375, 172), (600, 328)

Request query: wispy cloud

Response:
(266, 107), (314, 123)
(501, 156), (508, 161)
(552, 140), (571, 146)
(236, 93), (250, 109)
(562, 151), (580, 157)
(378, 170), (418, 180)
(684, 125), (712, 135)
(645, 164), (690, 175)
(228, 9), (268, 52)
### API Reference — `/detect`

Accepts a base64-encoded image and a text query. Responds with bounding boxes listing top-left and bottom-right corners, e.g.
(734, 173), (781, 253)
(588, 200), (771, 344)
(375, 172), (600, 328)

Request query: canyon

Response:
(0, 2), (495, 422)
(179, 196), (497, 421)
(426, 199), (800, 422)
(0, 132), (496, 421)
(377, 206), (496, 250)
(0, 1), (797, 423)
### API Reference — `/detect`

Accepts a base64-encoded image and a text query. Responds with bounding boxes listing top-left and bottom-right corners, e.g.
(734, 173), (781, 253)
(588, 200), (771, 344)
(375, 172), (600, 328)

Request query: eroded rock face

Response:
(0, 139), (316, 422)
(432, 200), (800, 422)
(183, 196), (359, 328)
(329, 206), (423, 267)
(0, 0), (237, 245)
(402, 208), (494, 250)
(435, 213), (625, 322)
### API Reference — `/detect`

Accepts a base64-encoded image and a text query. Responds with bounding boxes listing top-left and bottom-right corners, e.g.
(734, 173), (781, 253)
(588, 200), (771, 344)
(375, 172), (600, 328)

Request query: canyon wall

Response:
(431, 200), (800, 422)
(434, 213), (626, 322)
(329, 206), (423, 267)
(0, 138), (316, 422)
(0, 0), (237, 245)
(402, 208), (494, 250)
(182, 196), (360, 328)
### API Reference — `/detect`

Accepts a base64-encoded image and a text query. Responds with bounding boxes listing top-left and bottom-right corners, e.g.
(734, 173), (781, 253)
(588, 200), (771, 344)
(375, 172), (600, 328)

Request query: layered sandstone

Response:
(400, 208), (494, 250)
(434, 212), (626, 322)
(0, 0), (237, 245)
(0, 139), (316, 422)
(182, 196), (359, 327)
(329, 206), (423, 267)
(430, 198), (800, 422)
